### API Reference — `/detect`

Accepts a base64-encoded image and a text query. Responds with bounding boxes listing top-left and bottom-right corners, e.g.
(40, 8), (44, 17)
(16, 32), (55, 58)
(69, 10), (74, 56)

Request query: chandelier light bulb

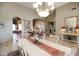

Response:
(36, 9), (39, 12)
(46, 9), (49, 11)
(33, 3), (38, 8)
(51, 5), (54, 10)
(37, 2), (42, 5)
(48, 2), (52, 6)
(48, 2), (54, 6)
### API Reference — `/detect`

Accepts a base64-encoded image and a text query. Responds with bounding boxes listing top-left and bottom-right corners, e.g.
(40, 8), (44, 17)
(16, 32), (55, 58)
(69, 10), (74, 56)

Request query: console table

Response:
(62, 32), (79, 43)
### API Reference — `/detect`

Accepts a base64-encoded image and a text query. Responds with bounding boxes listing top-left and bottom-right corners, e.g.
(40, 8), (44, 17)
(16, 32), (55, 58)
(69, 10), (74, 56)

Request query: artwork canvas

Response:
(65, 16), (77, 28)
(24, 20), (31, 32)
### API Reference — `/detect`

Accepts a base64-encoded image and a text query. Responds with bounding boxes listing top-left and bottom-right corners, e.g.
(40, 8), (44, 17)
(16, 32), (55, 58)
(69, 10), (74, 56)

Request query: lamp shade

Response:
(75, 24), (79, 29)
(61, 26), (66, 33)
(61, 26), (66, 29)
(75, 24), (79, 34)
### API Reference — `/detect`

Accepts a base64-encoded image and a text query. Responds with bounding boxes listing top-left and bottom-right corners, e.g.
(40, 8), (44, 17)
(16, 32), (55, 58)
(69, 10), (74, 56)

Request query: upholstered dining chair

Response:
(17, 39), (29, 56)
(7, 43), (28, 56)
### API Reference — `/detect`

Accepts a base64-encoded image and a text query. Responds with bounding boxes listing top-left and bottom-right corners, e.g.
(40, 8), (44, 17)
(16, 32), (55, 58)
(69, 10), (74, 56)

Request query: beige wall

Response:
(0, 2), (40, 43)
(55, 2), (79, 35)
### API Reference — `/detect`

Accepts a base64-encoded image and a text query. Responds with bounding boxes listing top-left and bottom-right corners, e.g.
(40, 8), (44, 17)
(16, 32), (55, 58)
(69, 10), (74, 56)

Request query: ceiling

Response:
(15, 2), (69, 10)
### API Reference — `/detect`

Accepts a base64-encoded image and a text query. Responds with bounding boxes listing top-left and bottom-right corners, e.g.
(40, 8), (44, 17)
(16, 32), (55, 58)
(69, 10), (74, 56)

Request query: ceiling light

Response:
(38, 11), (49, 17)
(33, 2), (54, 17)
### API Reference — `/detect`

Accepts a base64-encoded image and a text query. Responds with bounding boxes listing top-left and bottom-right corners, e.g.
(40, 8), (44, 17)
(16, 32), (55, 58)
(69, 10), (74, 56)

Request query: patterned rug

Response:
(26, 37), (64, 56)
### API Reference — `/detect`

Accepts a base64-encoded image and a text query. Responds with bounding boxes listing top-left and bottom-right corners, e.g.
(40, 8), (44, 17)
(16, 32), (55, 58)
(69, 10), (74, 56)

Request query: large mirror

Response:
(65, 16), (78, 28)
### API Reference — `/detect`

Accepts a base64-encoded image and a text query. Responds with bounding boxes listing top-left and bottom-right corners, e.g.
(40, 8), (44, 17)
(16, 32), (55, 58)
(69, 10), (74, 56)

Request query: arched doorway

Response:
(13, 17), (22, 35)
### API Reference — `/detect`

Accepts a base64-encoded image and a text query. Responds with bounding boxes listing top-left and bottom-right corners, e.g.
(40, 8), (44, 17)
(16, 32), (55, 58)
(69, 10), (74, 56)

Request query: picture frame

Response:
(65, 16), (78, 28)
(23, 20), (31, 32)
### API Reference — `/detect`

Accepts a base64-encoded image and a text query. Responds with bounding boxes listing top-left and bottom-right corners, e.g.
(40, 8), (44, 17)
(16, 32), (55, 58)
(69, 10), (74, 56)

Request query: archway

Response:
(13, 17), (22, 34)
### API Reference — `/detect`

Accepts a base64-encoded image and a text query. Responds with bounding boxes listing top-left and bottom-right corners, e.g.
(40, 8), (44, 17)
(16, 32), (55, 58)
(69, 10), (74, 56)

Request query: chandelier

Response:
(33, 2), (54, 17)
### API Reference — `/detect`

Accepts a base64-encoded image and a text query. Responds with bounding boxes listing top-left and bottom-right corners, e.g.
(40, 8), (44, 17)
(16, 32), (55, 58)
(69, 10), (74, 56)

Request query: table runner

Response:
(26, 37), (64, 56)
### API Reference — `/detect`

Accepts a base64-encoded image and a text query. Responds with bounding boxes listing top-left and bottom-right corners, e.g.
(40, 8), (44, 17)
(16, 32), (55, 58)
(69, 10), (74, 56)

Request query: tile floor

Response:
(0, 41), (18, 56)
(0, 34), (18, 56)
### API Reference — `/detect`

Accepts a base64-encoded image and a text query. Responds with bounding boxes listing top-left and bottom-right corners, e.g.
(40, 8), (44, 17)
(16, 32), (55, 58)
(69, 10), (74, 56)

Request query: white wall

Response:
(55, 2), (79, 35)
(0, 2), (40, 43)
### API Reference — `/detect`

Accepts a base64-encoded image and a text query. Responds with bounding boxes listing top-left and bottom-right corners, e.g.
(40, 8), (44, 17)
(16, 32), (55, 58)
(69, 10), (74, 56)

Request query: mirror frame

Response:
(64, 16), (78, 28)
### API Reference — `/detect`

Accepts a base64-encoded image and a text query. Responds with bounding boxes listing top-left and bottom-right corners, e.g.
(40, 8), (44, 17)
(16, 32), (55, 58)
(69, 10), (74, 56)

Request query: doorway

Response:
(13, 17), (22, 36)
(46, 22), (55, 35)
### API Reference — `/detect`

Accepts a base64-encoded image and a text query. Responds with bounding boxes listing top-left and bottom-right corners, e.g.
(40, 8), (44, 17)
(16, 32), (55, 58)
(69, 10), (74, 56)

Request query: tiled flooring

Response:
(0, 42), (10, 56)
(0, 42), (11, 56)
(0, 41), (18, 56)
(0, 34), (18, 56)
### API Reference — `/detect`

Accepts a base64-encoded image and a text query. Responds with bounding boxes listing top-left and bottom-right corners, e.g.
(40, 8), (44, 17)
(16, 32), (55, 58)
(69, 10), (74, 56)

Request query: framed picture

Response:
(24, 20), (31, 32)
(65, 16), (78, 28)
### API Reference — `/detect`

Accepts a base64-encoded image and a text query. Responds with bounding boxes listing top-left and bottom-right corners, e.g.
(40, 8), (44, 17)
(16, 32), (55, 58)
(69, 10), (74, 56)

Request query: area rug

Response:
(26, 37), (64, 56)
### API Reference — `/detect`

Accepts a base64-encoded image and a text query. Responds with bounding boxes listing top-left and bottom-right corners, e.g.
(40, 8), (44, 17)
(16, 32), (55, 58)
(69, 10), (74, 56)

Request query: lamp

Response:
(33, 2), (54, 17)
(75, 24), (79, 29)
(61, 26), (66, 33)
(75, 24), (79, 33)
